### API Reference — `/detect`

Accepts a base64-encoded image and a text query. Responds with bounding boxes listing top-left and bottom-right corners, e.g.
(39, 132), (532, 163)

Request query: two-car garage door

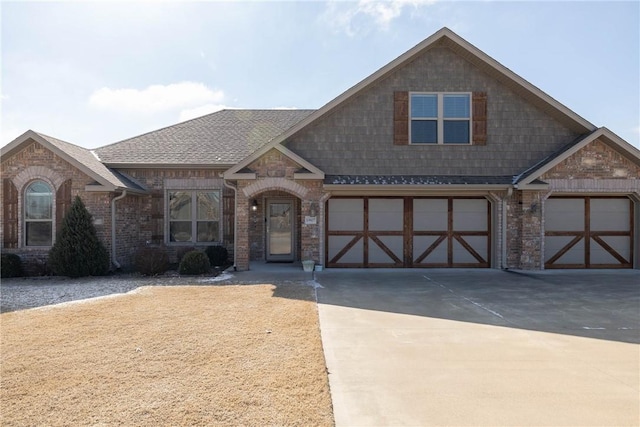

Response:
(326, 197), (490, 268)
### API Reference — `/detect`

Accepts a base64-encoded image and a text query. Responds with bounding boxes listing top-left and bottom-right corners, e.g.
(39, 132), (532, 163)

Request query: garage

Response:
(544, 197), (634, 268)
(326, 197), (491, 268)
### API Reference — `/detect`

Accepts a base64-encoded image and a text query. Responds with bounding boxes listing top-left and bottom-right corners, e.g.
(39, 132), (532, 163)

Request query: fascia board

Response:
(324, 183), (511, 196)
(250, 28), (595, 162)
(84, 184), (147, 194)
(0, 130), (35, 159)
(294, 172), (324, 180)
(104, 163), (234, 170)
(3, 130), (115, 189)
(225, 144), (325, 180)
(224, 144), (273, 176)
(519, 128), (640, 185)
(275, 145), (325, 178)
(514, 183), (550, 191)
(223, 30), (454, 176)
(225, 172), (257, 180)
(443, 32), (595, 133)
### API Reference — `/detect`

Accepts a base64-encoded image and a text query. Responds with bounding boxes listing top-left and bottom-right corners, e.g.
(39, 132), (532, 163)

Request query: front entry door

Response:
(266, 200), (295, 262)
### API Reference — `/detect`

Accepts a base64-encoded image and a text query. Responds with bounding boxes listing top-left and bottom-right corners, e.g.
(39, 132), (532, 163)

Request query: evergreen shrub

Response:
(134, 246), (169, 276)
(48, 196), (110, 277)
(205, 245), (229, 267)
(1, 253), (23, 278)
(178, 250), (210, 275)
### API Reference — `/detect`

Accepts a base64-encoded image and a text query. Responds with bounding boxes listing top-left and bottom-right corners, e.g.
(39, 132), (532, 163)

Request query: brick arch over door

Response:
(242, 178), (309, 200)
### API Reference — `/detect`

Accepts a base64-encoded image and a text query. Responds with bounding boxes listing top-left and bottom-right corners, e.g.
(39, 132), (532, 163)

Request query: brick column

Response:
(235, 192), (250, 271)
(519, 191), (544, 269)
(300, 199), (319, 262)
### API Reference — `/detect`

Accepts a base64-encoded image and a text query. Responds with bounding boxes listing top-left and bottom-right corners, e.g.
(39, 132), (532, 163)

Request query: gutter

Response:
(223, 180), (238, 271)
(111, 190), (127, 269)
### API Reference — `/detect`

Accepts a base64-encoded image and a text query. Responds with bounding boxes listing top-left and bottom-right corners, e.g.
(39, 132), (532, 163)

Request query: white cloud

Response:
(323, 0), (436, 36)
(89, 81), (224, 114)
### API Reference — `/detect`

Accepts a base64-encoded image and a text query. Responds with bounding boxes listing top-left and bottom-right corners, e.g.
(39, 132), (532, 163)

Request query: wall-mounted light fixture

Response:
(251, 199), (259, 212)
(309, 202), (317, 217)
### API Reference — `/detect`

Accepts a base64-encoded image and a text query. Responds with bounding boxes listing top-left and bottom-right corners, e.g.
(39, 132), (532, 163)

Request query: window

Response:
(168, 190), (221, 243)
(410, 93), (471, 144)
(24, 180), (53, 246)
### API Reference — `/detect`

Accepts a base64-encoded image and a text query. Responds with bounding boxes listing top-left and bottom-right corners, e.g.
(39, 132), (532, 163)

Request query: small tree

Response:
(48, 195), (110, 277)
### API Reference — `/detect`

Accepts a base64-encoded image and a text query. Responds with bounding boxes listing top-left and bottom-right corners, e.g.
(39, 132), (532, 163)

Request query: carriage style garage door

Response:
(544, 197), (634, 269)
(326, 197), (490, 268)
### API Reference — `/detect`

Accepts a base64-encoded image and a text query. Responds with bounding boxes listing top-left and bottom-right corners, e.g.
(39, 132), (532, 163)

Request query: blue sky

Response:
(2, 1), (639, 149)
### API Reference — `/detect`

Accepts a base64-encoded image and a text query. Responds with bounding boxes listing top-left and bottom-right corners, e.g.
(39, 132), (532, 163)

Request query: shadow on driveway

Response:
(315, 269), (640, 344)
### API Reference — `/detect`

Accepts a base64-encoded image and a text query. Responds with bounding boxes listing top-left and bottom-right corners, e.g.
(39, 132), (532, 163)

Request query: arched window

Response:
(25, 180), (53, 246)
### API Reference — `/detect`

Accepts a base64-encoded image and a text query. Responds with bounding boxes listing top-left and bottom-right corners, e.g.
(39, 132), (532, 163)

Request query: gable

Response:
(284, 43), (582, 177)
(542, 138), (640, 180)
(1, 139), (97, 188)
(247, 148), (304, 178)
(1, 131), (146, 193)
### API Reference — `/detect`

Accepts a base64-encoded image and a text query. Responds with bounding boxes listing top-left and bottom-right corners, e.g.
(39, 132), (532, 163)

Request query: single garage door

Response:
(326, 197), (490, 268)
(544, 197), (634, 268)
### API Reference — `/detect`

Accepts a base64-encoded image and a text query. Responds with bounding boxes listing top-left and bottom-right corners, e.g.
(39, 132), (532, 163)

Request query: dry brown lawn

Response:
(1, 284), (334, 426)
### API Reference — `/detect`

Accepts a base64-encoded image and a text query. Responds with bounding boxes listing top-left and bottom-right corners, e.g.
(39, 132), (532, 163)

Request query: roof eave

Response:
(2, 130), (118, 189)
(103, 162), (234, 170)
(324, 183), (512, 196)
(84, 184), (148, 195)
(518, 127), (640, 185)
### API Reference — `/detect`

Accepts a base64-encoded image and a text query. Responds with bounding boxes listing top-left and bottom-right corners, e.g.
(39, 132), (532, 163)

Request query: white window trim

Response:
(409, 92), (472, 145)
(23, 179), (55, 247)
(165, 189), (223, 246)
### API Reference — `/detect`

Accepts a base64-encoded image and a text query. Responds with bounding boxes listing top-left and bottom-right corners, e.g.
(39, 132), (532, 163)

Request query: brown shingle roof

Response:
(95, 109), (315, 166)
(34, 132), (146, 191)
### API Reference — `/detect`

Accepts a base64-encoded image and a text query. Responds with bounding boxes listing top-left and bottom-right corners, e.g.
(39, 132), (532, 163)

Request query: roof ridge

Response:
(95, 108), (316, 151)
(34, 131), (92, 152)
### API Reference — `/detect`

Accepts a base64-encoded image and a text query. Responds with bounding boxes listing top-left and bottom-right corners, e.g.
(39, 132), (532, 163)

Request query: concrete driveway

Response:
(316, 269), (640, 426)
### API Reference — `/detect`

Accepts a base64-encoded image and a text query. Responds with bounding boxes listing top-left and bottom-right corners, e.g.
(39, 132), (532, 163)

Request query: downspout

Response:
(223, 179), (238, 271)
(111, 190), (127, 269)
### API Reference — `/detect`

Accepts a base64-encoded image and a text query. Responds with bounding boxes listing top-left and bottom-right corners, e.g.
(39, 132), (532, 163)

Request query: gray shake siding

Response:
(285, 45), (579, 176)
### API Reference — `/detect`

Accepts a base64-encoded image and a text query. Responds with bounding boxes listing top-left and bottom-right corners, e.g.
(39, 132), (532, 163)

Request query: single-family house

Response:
(2, 28), (639, 274)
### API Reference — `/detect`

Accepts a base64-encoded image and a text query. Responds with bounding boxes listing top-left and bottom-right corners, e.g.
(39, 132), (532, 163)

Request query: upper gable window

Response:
(410, 93), (471, 144)
(24, 180), (53, 246)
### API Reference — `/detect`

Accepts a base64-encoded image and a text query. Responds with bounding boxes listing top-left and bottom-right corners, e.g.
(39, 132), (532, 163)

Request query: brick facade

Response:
(542, 139), (640, 181)
(233, 149), (325, 270)
(0, 140), (114, 274)
(3, 32), (639, 274)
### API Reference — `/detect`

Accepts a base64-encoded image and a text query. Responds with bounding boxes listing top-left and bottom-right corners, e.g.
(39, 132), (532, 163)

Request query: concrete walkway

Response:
(316, 269), (640, 426)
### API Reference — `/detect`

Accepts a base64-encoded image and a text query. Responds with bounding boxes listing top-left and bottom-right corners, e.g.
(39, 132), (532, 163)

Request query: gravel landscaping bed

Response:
(0, 271), (234, 313)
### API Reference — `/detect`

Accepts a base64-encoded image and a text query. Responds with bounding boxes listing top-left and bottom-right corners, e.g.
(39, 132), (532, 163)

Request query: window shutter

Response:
(394, 91), (409, 146)
(56, 179), (72, 234)
(472, 92), (487, 146)
(3, 178), (19, 248)
(150, 191), (164, 244)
